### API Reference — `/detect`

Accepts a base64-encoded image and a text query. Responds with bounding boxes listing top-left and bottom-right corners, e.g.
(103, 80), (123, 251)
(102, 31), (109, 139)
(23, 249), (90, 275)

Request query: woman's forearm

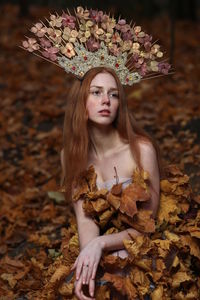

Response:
(77, 219), (100, 250)
(98, 227), (142, 252)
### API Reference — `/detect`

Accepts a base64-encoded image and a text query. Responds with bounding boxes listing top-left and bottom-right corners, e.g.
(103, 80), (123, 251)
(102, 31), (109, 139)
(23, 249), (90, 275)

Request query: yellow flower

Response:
(151, 44), (160, 54)
(134, 26), (142, 34)
(78, 31), (91, 43)
(47, 28), (62, 44)
(86, 20), (94, 28)
(132, 42), (140, 50)
(92, 25), (104, 40)
(76, 6), (90, 20)
(121, 40), (132, 52)
(130, 42), (140, 54)
(62, 27), (71, 41)
(111, 32), (122, 44)
(62, 28), (78, 43)
(49, 14), (62, 27)
(104, 32), (112, 43)
(157, 51), (163, 58)
(61, 43), (75, 58)
(150, 61), (159, 72)
(101, 17), (116, 35)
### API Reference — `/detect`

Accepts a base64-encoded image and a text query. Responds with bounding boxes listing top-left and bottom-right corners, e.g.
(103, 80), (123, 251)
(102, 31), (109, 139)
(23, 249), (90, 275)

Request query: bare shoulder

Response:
(137, 138), (160, 181)
(137, 138), (158, 169)
(138, 139), (157, 158)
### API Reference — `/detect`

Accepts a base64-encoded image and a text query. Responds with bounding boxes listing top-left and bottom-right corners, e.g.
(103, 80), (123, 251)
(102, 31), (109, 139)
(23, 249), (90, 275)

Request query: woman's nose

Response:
(101, 93), (110, 104)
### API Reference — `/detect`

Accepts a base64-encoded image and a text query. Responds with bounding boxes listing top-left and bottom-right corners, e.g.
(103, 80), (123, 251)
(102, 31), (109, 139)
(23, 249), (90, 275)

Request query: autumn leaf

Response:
(120, 183), (150, 218)
(172, 271), (193, 288)
(107, 192), (121, 210)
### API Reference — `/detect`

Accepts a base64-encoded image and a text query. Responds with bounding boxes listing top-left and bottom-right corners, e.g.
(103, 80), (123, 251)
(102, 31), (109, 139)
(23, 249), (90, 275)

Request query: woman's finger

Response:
(80, 290), (95, 300)
(91, 262), (98, 280)
(75, 277), (95, 300)
(75, 277), (83, 299)
(86, 261), (94, 284)
(89, 277), (95, 298)
(82, 264), (89, 284)
(76, 260), (84, 280)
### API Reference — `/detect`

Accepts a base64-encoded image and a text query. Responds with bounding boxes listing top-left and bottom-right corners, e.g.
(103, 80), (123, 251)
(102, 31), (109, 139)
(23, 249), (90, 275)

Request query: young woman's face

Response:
(86, 72), (119, 126)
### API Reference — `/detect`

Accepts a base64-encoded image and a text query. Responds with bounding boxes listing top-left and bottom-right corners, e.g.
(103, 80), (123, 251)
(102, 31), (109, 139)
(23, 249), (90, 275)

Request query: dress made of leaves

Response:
(40, 164), (200, 300)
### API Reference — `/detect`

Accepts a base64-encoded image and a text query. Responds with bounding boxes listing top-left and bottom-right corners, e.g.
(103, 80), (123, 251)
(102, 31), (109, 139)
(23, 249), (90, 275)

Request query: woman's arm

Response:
(73, 200), (100, 250)
(61, 150), (100, 298)
(138, 140), (160, 218)
(97, 227), (141, 252)
(60, 149), (100, 250)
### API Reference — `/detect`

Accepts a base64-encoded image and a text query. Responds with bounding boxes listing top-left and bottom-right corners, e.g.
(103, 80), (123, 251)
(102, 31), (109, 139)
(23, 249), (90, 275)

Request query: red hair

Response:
(61, 67), (164, 198)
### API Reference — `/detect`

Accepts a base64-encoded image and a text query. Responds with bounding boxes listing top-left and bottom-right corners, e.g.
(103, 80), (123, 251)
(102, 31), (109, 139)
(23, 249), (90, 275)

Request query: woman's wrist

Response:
(96, 236), (106, 251)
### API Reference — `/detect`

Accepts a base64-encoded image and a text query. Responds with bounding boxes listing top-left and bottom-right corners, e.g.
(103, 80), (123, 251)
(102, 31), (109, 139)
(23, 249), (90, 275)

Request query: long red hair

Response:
(61, 66), (164, 198)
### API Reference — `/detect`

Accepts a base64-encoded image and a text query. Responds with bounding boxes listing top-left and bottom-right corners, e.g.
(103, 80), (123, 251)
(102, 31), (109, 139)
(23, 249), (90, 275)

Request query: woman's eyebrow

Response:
(90, 85), (118, 91)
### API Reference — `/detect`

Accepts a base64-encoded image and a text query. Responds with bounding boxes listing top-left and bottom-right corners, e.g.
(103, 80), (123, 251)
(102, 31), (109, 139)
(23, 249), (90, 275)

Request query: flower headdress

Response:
(21, 6), (171, 86)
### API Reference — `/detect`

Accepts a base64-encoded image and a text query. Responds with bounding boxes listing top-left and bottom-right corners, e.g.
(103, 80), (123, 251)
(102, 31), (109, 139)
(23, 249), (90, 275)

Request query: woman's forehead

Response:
(90, 72), (118, 88)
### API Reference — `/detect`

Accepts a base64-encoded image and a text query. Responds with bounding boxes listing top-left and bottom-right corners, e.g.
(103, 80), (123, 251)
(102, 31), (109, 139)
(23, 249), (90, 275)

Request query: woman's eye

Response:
(110, 93), (119, 98)
(91, 90), (100, 96)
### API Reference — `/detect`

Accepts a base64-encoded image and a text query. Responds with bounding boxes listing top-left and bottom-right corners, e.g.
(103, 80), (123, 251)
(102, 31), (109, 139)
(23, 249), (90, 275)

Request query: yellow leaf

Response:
(157, 194), (179, 225)
(180, 235), (200, 259)
(172, 271), (192, 288)
(107, 193), (121, 210)
(151, 285), (163, 300)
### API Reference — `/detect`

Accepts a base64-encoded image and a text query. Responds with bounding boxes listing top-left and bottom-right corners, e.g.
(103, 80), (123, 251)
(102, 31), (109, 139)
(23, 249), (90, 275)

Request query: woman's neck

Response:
(88, 123), (123, 159)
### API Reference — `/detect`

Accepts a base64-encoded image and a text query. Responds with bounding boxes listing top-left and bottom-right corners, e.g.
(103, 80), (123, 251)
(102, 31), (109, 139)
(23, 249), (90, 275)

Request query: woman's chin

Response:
(88, 119), (115, 128)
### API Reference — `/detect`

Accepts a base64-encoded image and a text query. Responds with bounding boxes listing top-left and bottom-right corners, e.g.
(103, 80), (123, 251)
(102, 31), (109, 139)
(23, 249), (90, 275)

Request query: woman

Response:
(60, 66), (160, 299)
(22, 7), (200, 300)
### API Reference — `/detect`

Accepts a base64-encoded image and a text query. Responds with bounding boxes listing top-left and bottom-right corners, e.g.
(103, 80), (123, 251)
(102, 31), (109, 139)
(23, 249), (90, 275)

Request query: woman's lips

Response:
(98, 109), (111, 116)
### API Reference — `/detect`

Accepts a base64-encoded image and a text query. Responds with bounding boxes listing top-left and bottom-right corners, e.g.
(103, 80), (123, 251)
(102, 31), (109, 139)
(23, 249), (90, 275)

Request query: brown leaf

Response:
(107, 192), (121, 210)
(180, 234), (200, 259)
(110, 183), (122, 196)
(172, 271), (192, 288)
(120, 183), (150, 218)
(102, 273), (125, 294)
(99, 208), (115, 229)
(151, 285), (164, 300)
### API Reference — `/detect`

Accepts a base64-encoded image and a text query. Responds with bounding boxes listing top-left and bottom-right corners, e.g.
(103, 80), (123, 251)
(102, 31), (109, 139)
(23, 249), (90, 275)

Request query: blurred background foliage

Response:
(0, 0), (199, 21)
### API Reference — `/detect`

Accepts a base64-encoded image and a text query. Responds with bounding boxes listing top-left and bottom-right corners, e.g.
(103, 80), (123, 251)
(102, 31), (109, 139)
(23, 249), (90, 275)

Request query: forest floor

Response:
(0, 4), (200, 299)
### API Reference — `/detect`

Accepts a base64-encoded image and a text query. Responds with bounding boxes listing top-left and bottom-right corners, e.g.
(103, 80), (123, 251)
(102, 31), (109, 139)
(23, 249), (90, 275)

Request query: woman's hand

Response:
(74, 272), (95, 300)
(71, 237), (104, 298)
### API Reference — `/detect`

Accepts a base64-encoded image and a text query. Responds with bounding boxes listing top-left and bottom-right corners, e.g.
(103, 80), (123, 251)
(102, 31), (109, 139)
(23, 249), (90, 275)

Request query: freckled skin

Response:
(86, 72), (119, 126)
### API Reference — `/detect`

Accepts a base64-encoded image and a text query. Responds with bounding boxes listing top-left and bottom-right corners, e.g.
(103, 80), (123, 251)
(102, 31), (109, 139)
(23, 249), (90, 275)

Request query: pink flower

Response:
(111, 32), (121, 44)
(30, 23), (46, 38)
(134, 58), (144, 69)
(116, 19), (130, 33)
(42, 47), (59, 61)
(62, 13), (76, 29)
(130, 53), (139, 63)
(22, 38), (39, 52)
(86, 38), (100, 52)
(89, 9), (103, 23)
(144, 34), (152, 43)
(144, 41), (151, 51)
(109, 44), (121, 56)
(139, 63), (147, 76)
(122, 30), (133, 41)
(39, 38), (51, 48)
(118, 19), (126, 26)
(158, 62), (171, 74)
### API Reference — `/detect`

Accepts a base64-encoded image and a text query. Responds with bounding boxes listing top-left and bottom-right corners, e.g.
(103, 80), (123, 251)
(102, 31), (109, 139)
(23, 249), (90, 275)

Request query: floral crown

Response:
(21, 6), (171, 86)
